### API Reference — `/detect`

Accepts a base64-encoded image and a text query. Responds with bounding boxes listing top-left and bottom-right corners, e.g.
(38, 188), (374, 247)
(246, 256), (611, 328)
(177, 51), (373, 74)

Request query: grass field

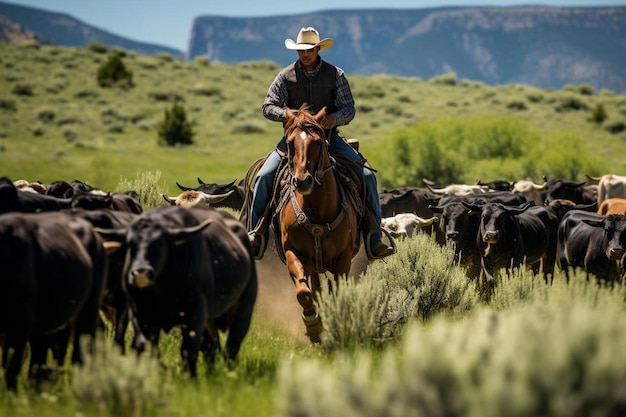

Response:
(1, 41), (625, 194)
(1, 41), (626, 416)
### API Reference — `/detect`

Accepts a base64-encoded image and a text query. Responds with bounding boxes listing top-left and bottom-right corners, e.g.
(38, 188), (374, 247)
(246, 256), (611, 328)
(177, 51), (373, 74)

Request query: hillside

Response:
(0, 1), (182, 57)
(0, 42), (624, 193)
(0, 2), (625, 93)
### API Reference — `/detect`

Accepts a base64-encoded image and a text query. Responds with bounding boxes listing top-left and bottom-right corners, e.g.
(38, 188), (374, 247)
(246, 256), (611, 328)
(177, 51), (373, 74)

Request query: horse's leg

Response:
(285, 250), (322, 343)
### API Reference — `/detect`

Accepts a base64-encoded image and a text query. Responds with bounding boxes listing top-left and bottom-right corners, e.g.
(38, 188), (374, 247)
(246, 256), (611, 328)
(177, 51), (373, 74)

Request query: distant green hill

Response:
(0, 42), (624, 193)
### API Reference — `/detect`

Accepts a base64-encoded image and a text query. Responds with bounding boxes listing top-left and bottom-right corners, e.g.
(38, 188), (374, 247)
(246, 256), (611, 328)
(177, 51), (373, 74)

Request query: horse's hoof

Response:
(303, 312), (322, 343)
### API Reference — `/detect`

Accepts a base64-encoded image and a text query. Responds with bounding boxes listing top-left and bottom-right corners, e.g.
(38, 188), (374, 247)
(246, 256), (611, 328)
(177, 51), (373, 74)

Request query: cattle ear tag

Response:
(102, 241), (122, 254)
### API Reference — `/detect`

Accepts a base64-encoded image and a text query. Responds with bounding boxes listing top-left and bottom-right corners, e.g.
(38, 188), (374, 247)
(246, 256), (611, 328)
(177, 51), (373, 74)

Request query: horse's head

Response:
(285, 105), (328, 195)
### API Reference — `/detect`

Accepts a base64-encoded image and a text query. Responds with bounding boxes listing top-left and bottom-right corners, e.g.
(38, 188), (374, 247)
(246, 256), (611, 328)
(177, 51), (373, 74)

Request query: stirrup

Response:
(249, 231), (267, 260)
(365, 228), (397, 260)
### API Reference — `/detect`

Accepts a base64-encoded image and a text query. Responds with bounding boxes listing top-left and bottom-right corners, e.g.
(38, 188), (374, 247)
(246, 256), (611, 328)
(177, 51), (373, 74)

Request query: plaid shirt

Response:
(262, 59), (356, 127)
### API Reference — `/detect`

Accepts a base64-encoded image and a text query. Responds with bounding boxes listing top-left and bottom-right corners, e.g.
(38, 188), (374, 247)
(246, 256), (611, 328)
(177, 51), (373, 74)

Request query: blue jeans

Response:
(249, 131), (383, 236)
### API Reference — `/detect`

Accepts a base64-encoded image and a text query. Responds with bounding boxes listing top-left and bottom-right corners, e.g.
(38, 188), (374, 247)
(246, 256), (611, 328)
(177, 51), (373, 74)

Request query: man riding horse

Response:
(247, 27), (395, 261)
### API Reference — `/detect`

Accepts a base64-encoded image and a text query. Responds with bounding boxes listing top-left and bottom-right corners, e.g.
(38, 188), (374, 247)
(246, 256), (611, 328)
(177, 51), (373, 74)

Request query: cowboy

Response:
(248, 27), (395, 261)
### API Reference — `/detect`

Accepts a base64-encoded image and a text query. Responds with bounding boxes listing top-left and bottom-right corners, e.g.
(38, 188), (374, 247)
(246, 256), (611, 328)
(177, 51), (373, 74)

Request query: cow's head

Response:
(162, 190), (234, 208)
(465, 201), (533, 244)
(96, 217), (213, 288)
(583, 214), (626, 260)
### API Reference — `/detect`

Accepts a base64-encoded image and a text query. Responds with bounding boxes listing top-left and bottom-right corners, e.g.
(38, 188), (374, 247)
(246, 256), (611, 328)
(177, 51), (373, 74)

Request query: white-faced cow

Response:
(174, 177), (245, 211)
(381, 213), (438, 238)
(96, 206), (257, 378)
(162, 189), (234, 208)
(557, 211), (626, 283)
(0, 212), (107, 391)
(462, 201), (559, 285)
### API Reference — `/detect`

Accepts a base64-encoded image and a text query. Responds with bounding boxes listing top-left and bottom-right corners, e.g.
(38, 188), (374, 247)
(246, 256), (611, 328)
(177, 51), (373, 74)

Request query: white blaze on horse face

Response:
(299, 131), (308, 141)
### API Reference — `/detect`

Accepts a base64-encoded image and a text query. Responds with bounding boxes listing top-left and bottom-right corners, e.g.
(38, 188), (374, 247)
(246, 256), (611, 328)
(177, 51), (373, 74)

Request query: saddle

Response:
(240, 145), (366, 265)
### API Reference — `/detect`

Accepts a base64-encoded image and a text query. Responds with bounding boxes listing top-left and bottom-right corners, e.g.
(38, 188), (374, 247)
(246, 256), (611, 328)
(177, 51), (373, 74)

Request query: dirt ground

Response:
(252, 238), (370, 339)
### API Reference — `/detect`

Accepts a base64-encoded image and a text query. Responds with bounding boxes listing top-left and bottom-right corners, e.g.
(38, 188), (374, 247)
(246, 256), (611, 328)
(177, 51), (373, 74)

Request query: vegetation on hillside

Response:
(0, 41), (625, 194)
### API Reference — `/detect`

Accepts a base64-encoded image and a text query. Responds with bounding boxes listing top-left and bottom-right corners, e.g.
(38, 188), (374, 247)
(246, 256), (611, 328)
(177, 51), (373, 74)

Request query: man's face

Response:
(297, 46), (320, 69)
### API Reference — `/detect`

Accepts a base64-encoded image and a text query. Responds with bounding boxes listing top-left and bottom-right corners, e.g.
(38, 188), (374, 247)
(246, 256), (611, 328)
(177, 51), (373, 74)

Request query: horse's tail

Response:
(239, 153), (271, 228)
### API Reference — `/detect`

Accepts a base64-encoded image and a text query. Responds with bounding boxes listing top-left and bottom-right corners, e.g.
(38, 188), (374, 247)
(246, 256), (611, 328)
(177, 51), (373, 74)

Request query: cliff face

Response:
(188, 7), (626, 92)
(2, 2), (625, 92)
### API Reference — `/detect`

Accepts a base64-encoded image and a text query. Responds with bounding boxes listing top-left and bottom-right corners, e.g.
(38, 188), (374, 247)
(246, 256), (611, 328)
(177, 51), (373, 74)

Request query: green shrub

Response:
(87, 41), (108, 54)
(0, 99), (17, 112)
(157, 103), (194, 146)
(114, 170), (166, 210)
(605, 121), (626, 134)
(507, 100), (527, 110)
(428, 72), (457, 86)
(554, 96), (589, 112)
(37, 108), (55, 123)
(72, 333), (172, 417)
(96, 53), (133, 88)
(563, 83), (594, 95)
(148, 91), (185, 102)
(11, 83), (33, 96)
(588, 103), (608, 124)
(279, 273), (626, 417)
(317, 235), (478, 351)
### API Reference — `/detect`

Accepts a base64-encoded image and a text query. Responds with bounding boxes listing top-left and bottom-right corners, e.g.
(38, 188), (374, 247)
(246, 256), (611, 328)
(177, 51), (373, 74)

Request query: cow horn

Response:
(427, 185), (446, 194)
(176, 182), (192, 191)
(162, 194), (176, 205)
(201, 189), (234, 205)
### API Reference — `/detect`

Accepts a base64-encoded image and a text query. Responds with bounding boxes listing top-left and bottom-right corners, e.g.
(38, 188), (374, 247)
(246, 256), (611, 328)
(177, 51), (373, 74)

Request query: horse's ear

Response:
(313, 106), (327, 122)
(285, 107), (296, 129)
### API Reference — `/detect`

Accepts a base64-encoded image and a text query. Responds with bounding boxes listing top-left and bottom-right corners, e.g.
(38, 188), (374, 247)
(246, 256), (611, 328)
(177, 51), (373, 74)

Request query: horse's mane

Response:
(286, 104), (326, 138)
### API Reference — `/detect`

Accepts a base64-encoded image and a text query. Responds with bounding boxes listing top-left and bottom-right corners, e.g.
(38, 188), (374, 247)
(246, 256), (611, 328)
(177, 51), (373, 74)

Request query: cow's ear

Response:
(94, 227), (126, 242)
(581, 218), (605, 228)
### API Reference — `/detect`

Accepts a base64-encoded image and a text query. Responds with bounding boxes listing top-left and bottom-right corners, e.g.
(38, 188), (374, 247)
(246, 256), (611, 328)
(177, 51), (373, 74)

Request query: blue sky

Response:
(6, 0), (626, 50)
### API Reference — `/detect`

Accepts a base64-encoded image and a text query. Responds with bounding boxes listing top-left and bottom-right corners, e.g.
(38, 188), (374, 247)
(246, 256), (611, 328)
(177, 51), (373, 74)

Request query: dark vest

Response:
(282, 60), (337, 115)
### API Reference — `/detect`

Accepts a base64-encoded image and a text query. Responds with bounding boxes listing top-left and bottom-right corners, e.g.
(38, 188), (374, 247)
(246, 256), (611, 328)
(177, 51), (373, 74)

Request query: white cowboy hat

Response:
(285, 27), (334, 51)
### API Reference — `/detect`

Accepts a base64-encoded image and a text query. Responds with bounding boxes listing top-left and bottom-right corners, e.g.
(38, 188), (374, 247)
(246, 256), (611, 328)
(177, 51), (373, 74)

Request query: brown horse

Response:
(276, 105), (361, 342)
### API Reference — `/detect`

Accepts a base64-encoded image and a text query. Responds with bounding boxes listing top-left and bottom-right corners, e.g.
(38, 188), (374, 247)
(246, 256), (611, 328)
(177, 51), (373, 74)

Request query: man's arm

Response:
(262, 73), (288, 122)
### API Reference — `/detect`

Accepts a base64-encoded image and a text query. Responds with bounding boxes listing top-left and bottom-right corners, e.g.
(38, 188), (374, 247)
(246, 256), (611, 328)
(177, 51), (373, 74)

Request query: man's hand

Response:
(319, 114), (337, 129)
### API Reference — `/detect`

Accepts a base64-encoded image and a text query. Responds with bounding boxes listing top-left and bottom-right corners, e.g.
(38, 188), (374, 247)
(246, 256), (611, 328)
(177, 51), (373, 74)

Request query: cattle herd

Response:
(379, 174), (626, 286)
(0, 176), (257, 392)
(1, 172), (626, 392)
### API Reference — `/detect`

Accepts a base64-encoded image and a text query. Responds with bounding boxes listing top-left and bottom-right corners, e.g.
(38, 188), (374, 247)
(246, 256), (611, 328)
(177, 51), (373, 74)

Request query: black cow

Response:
(430, 201), (482, 280)
(0, 177), (114, 213)
(544, 178), (597, 205)
(69, 208), (139, 351)
(175, 178), (244, 211)
(0, 212), (107, 391)
(476, 179), (514, 191)
(557, 211), (626, 283)
(110, 192), (143, 214)
(96, 206), (257, 377)
(463, 201), (559, 285)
